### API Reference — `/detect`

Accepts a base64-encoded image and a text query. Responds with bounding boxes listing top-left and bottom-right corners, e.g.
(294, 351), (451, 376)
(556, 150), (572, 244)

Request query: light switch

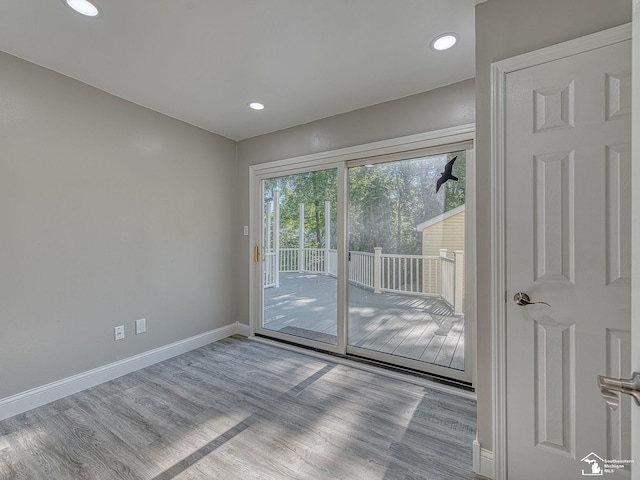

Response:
(135, 318), (146, 334)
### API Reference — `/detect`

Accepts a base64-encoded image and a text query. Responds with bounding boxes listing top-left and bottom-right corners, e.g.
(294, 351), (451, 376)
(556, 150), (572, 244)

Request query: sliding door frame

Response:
(251, 162), (346, 355)
(248, 124), (476, 385)
(345, 145), (474, 383)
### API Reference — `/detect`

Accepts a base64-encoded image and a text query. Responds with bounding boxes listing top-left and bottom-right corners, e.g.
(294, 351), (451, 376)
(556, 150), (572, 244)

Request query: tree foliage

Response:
(263, 151), (465, 254)
(264, 169), (337, 249)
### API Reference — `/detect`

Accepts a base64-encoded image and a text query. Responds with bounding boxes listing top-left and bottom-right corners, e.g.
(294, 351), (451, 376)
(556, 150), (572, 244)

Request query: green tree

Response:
(443, 151), (466, 211)
(264, 169), (337, 249)
(264, 149), (466, 255)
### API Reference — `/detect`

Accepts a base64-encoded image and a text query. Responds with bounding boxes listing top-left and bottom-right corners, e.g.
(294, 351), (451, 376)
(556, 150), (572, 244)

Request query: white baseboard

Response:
(235, 321), (251, 337)
(473, 440), (495, 479)
(0, 321), (245, 421)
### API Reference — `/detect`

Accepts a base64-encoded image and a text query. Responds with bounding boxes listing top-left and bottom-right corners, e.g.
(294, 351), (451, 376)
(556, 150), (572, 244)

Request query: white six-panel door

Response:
(504, 38), (632, 478)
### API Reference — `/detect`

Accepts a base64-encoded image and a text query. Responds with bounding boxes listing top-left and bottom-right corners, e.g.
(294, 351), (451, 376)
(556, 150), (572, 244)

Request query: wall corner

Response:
(473, 438), (495, 479)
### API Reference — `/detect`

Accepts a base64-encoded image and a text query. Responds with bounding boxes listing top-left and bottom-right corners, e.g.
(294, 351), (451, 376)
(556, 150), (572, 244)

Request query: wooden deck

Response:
(263, 273), (465, 370)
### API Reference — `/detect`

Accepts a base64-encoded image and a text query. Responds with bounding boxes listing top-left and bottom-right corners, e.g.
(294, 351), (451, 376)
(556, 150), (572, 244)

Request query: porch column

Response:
(324, 201), (331, 274)
(266, 201), (272, 253)
(266, 200), (273, 286)
(299, 203), (305, 273)
(273, 190), (280, 287)
(374, 247), (382, 293)
(454, 250), (464, 315)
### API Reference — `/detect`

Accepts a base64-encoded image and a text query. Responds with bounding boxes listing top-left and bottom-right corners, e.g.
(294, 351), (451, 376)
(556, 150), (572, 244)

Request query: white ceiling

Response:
(0, 0), (477, 141)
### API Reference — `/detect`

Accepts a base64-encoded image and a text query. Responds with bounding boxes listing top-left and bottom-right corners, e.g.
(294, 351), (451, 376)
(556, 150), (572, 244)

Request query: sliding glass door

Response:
(346, 151), (467, 377)
(252, 140), (472, 383)
(258, 168), (339, 347)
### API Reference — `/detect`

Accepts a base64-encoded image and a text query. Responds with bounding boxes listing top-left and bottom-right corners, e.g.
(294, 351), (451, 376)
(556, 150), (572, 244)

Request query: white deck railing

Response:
(263, 252), (278, 288)
(380, 252), (441, 296)
(303, 248), (325, 273)
(264, 247), (463, 314)
(327, 249), (338, 277)
(349, 251), (375, 289)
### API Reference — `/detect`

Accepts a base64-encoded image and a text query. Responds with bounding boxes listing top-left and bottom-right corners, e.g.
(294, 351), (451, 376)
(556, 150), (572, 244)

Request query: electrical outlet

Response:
(135, 318), (146, 335)
(114, 325), (125, 341)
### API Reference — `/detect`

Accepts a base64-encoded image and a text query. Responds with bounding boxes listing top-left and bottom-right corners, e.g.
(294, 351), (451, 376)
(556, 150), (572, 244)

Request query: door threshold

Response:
(251, 334), (476, 400)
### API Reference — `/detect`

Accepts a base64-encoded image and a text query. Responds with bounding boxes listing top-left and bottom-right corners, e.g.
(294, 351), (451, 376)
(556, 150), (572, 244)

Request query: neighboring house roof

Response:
(416, 204), (465, 231)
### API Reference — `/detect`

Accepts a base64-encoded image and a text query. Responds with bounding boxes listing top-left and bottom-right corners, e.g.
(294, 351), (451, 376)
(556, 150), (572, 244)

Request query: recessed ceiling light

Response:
(249, 102), (265, 111)
(65, 0), (100, 17)
(431, 33), (458, 51)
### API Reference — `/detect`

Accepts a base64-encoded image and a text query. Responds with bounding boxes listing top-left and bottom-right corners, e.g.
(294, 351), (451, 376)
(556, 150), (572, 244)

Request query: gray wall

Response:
(474, 0), (631, 450)
(235, 78), (475, 327)
(0, 51), (237, 399)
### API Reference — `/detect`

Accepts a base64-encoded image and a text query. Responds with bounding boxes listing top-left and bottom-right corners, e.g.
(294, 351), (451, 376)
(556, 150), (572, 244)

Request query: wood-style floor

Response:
(0, 336), (477, 479)
(264, 274), (465, 370)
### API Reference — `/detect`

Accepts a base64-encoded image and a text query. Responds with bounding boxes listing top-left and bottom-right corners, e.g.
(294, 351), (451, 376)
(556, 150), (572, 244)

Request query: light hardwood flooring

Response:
(0, 336), (477, 479)
(264, 274), (465, 369)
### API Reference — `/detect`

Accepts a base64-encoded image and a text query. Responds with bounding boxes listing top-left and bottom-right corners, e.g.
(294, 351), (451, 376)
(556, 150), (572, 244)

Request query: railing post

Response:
(267, 201), (273, 286)
(435, 248), (447, 288)
(374, 247), (382, 293)
(454, 250), (464, 315)
(439, 249), (448, 303)
(299, 203), (305, 273)
(422, 256), (430, 295)
(325, 200), (331, 274)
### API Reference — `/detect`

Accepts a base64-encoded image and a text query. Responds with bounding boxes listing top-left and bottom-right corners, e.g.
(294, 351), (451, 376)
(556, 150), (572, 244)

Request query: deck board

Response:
(370, 315), (421, 355)
(264, 273), (465, 371)
(420, 335), (447, 364)
(434, 320), (464, 368)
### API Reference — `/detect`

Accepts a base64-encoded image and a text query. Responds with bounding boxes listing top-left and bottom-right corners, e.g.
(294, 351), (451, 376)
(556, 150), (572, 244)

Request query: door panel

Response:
(258, 169), (338, 347)
(346, 152), (469, 381)
(505, 40), (632, 478)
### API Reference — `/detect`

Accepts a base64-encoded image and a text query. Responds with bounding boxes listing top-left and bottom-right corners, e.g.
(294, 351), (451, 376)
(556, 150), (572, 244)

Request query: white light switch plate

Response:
(135, 318), (146, 334)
